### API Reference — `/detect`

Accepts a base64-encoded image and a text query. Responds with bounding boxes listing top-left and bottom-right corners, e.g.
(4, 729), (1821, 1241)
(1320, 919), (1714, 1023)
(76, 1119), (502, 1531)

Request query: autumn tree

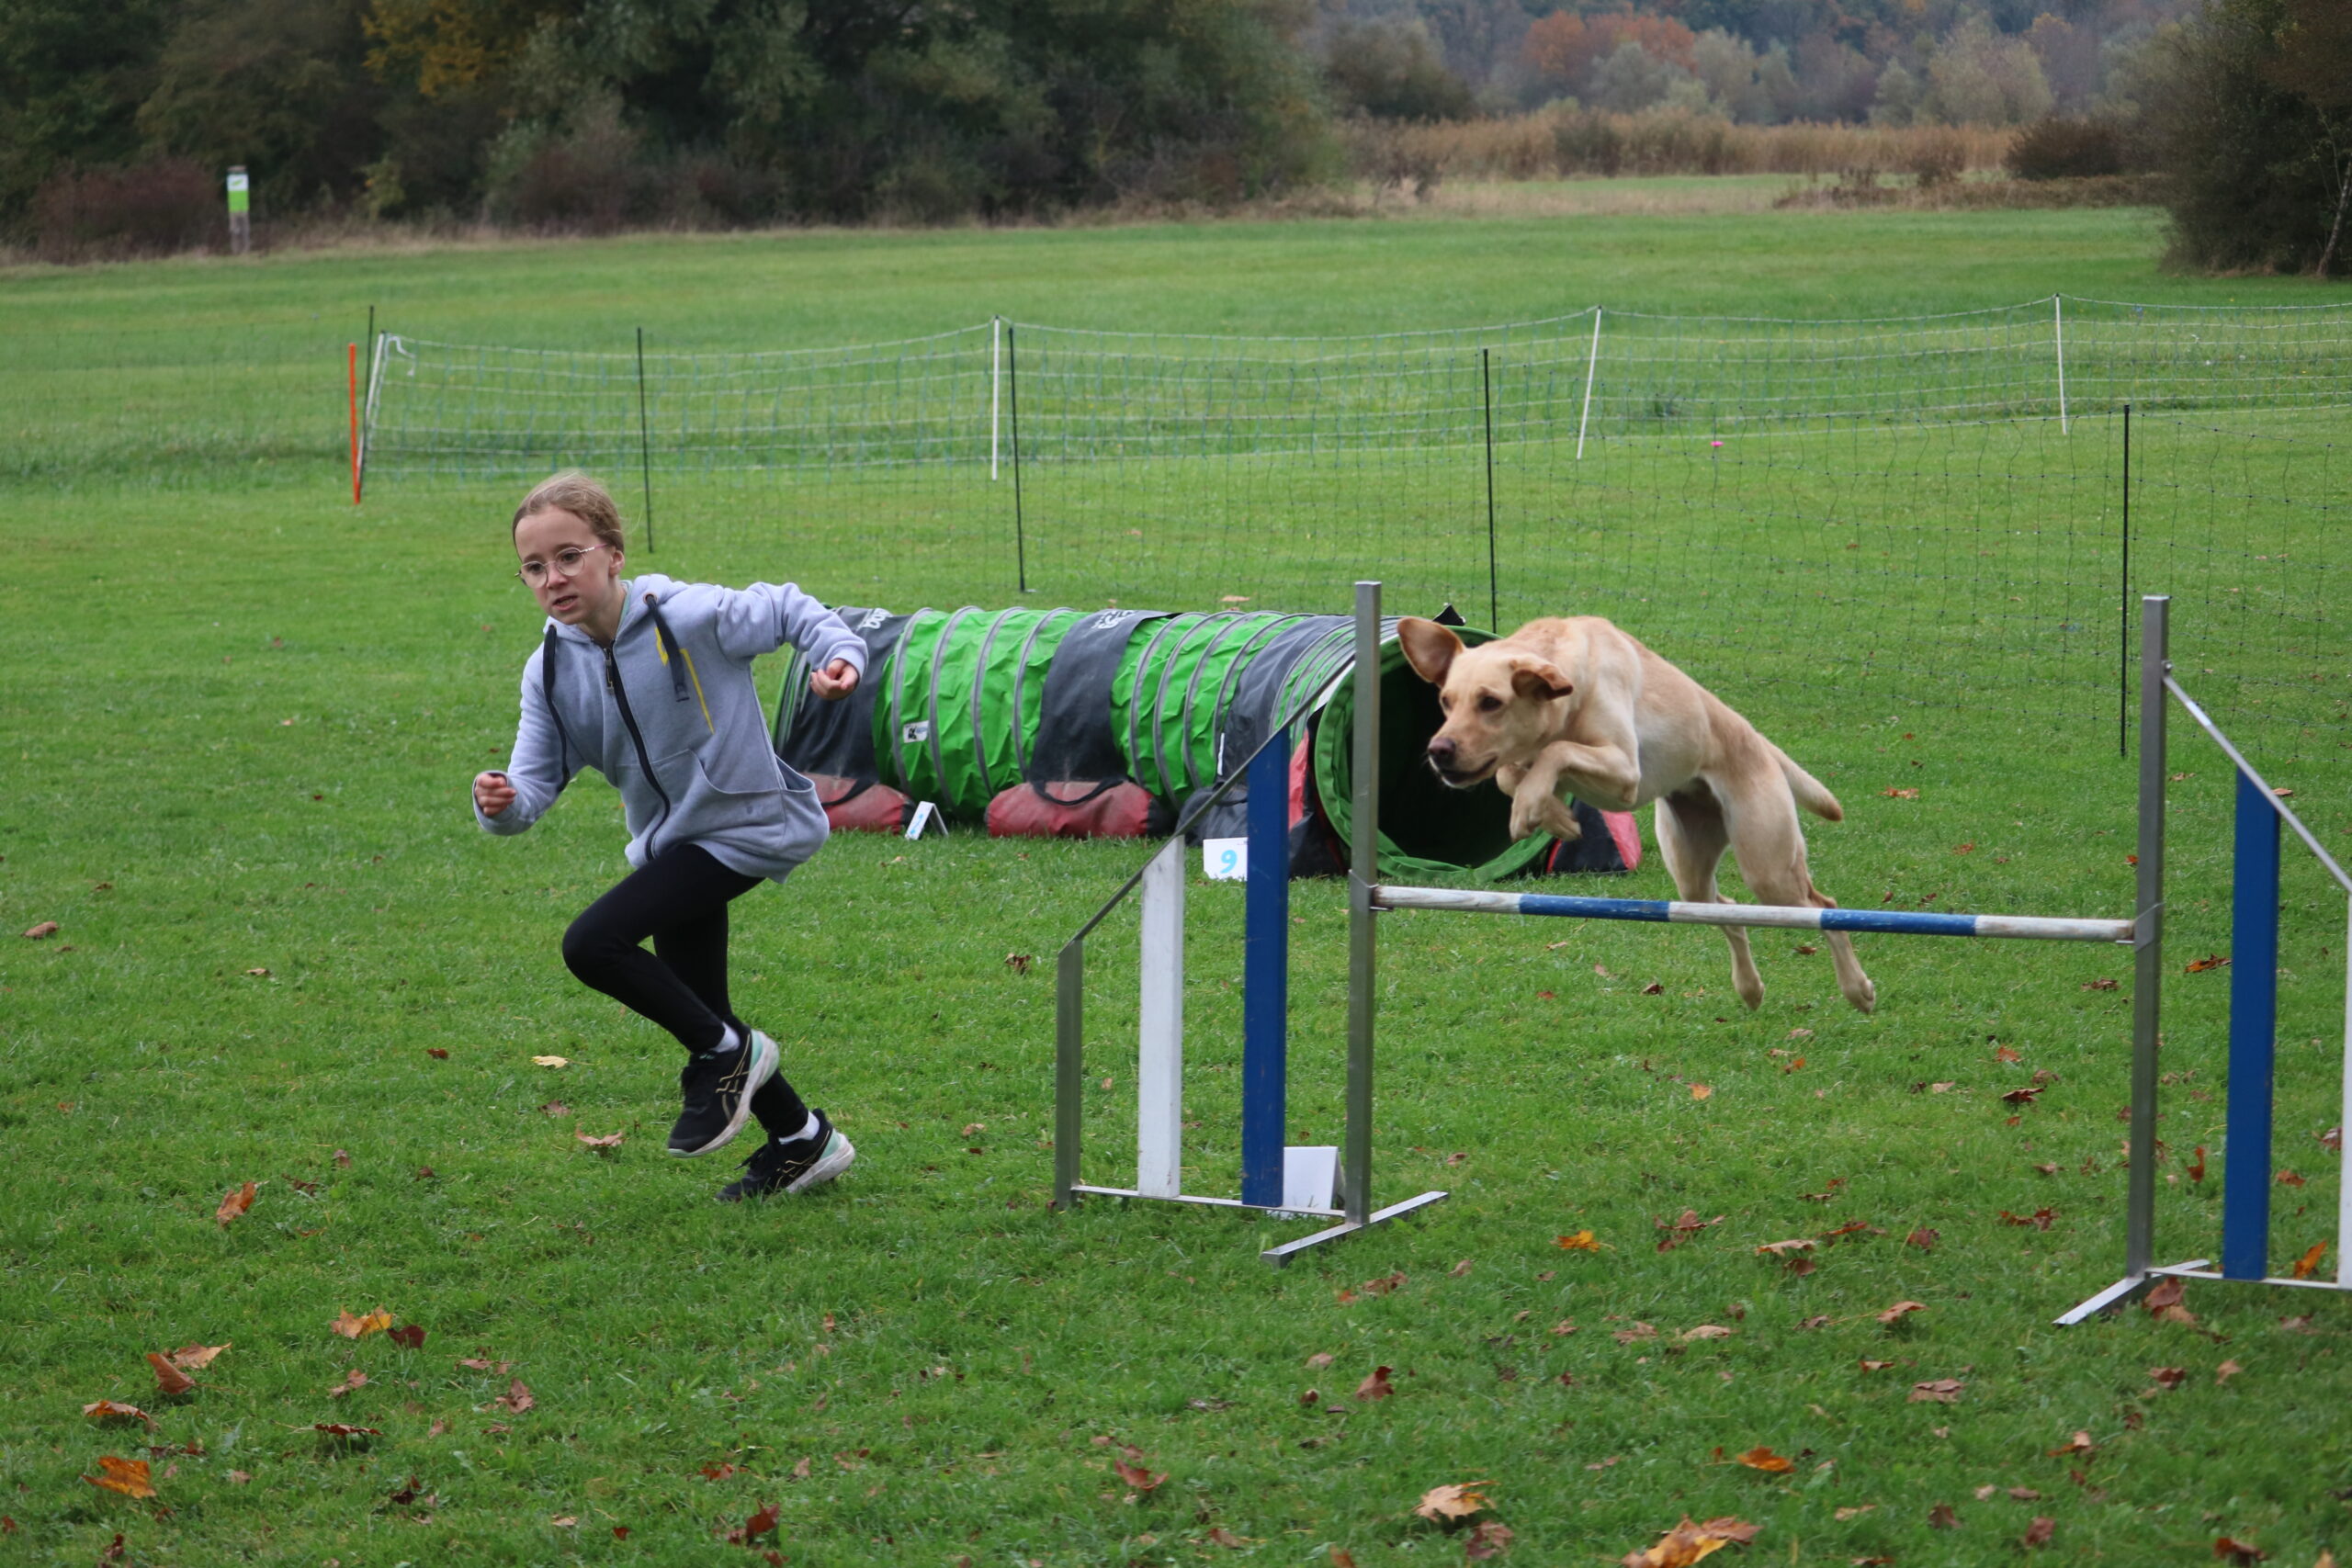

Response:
(2143, 0), (2352, 276)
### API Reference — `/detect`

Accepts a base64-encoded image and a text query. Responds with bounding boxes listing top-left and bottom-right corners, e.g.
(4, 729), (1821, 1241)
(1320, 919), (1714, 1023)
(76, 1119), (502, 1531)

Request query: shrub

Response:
(1905, 128), (1969, 188)
(1323, 19), (1474, 122)
(33, 158), (222, 261)
(2005, 117), (2124, 180)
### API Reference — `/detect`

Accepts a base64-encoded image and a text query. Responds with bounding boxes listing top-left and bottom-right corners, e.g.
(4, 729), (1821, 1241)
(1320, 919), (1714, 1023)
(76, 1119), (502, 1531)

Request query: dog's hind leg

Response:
(1656, 784), (1763, 1011)
(1718, 773), (1877, 1016)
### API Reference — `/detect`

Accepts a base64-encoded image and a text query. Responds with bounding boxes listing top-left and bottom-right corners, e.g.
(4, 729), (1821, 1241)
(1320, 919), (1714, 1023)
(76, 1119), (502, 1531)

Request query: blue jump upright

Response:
(1240, 729), (1290, 1209)
(2223, 768), (2282, 1280)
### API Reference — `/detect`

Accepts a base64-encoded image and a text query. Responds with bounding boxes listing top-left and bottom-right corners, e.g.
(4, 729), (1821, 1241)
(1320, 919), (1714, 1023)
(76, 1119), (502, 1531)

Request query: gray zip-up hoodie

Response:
(476, 574), (866, 881)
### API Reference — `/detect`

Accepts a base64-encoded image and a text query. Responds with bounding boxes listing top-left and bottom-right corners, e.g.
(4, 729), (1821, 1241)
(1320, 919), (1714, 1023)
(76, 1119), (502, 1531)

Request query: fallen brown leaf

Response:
(2212, 1538), (2269, 1565)
(23, 920), (59, 939)
(2148, 1366), (2188, 1389)
(2046, 1430), (2095, 1458)
(723, 1503), (780, 1545)
(83, 1401), (153, 1425)
(2021, 1516), (2054, 1548)
(2216, 1359), (2244, 1384)
(1611, 1323), (1658, 1346)
(327, 1369), (368, 1399)
(1620, 1516), (1760, 1568)
(1355, 1366), (1395, 1401)
(332, 1309), (393, 1340)
(1909, 1379), (1964, 1404)
(1204, 1526), (1249, 1548)
(146, 1353), (195, 1396)
(215, 1181), (258, 1228)
(162, 1344), (227, 1371)
(574, 1130), (625, 1151)
(1928, 1503), (1960, 1529)
(1858, 1359), (1894, 1372)
(388, 1325), (425, 1350)
(1733, 1446), (1792, 1473)
(2290, 1242), (2327, 1280)
(1877, 1301), (1927, 1325)
(1690, 1084), (1713, 1100)
(83, 1457), (155, 1498)
(1555, 1231), (1602, 1252)
(1449, 1258), (1474, 1278)
(1414, 1481), (1492, 1522)
(1464, 1519), (1515, 1560)
(1114, 1457), (1166, 1494)
(1681, 1325), (1735, 1342)
(1306, 1351), (1335, 1369)
(2083, 977), (2119, 990)
(2146, 1277), (2199, 1325)
(1004, 953), (1033, 975)
(492, 1378), (534, 1413)
(1906, 1228), (1939, 1251)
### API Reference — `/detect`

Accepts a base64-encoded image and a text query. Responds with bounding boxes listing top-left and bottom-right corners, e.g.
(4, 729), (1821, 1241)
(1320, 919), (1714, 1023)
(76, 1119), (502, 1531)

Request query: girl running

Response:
(472, 471), (864, 1201)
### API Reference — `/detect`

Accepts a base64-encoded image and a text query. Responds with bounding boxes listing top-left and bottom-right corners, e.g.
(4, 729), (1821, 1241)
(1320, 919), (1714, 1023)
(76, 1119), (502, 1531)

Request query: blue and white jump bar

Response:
(1372, 886), (2133, 944)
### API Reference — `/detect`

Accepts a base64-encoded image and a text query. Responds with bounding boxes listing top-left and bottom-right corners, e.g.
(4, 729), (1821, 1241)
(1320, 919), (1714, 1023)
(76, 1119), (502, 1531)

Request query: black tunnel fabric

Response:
(770, 607), (914, 790)
(1025, 609), (1171, 785)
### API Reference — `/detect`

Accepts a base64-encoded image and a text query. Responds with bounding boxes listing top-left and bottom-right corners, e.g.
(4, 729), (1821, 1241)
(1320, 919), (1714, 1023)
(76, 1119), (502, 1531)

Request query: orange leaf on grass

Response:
(1690, 1084), (1713, 1100)
(426, 1048), (449, 1059)
(1555, 1231), (1602, 1251)
(1413, 1481), (1492, 1521)
(83, 1401), (153, 1426)
(2188, 1147), (2208, 1182)
(161, 1345), (227, 1371)
(2046, 1430), (2095, 1458)
(2216, 1359), (2244, 1384)
(1876, 1301), (1927, 1325)
(2213, 1539), (2269, 1565)
(145, 1353), (194, 1395)
(1906, 1228), (1939, 1251)
(332, 1309), (393, 1339)
(215, 1182), (258, 1228)
(2148, 1366), (2188, 1389)
(2278, 1170), (2307, 1188)
(2186, 954), (2231, 973)
(2146, 1277), (2199, 1326)
(1733, 1447), (1792, 1473)
(1620, 1515), (1760, 1568)
(327, 1370), (368, 1399)
(1355, 1366), (1395, 1401)
(1995, 1044), (2022, 1063)
(83, 1457), (155, 1498)
(1204, 1526), (1250, 1548)
(2290, 1243), (2328, 1280)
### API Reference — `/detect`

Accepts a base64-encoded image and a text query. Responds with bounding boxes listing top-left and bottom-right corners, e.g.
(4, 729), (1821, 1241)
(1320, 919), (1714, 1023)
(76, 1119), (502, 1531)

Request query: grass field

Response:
(6, 200), (2352, 1566)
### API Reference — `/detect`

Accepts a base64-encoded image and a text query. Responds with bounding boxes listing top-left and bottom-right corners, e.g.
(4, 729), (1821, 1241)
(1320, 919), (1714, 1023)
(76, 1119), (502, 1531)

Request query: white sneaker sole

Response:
(784, 1131), (855, 1194)
(667, 1031), (779, 1159)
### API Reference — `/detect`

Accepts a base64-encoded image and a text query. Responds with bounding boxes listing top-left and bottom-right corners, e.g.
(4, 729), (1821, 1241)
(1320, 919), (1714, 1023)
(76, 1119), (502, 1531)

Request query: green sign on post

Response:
(226, 165), (251, 254)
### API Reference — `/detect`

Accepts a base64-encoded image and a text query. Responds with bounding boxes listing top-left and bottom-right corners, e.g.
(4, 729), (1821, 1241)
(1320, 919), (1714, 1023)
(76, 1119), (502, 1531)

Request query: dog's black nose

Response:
(1427, 736), (1456, 765)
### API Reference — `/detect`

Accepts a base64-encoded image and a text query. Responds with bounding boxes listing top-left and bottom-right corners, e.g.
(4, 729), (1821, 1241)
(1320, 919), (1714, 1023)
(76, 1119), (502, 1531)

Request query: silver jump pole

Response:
(1344, 579), (1381, 1226)
(2058, 592), (2170, 1325)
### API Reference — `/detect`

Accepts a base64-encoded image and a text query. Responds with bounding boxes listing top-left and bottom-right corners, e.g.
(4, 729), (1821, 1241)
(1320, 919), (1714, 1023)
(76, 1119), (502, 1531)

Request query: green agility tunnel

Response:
(774, 605), (1639, 883)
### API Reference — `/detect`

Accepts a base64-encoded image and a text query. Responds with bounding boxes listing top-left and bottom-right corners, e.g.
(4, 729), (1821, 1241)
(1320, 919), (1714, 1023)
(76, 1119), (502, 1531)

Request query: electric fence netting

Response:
(160, 293), (2346, 812)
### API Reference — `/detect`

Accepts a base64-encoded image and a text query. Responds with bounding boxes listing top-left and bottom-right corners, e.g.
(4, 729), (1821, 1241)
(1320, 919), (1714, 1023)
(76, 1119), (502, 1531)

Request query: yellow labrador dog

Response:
(1397, 615), (1874, 1015)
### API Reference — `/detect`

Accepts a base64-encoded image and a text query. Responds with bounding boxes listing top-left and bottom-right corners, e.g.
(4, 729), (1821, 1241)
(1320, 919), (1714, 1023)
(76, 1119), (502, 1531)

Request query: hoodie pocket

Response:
(690, 751), (786, 833)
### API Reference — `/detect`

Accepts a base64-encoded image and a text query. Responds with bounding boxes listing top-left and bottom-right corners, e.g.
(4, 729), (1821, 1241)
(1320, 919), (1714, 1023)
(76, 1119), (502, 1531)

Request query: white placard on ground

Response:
(1272, 1145), (1340, 1219)
(904, 800), (944, 839)
(1203, 837), (1248, 880)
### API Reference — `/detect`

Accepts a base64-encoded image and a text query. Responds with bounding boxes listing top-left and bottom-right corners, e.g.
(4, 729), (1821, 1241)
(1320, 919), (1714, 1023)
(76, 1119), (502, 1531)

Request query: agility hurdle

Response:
(1051, 589), (1449, 1265)
(2055, 595), (2352, 1323)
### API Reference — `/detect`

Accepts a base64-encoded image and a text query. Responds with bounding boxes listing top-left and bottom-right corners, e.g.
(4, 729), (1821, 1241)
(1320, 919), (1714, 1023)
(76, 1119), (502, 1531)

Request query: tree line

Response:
(4, 0), (2345, 275)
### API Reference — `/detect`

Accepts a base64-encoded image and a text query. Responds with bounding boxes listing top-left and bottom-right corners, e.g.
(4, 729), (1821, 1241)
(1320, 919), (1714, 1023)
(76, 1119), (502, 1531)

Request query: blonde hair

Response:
(513, 470), (627, 551)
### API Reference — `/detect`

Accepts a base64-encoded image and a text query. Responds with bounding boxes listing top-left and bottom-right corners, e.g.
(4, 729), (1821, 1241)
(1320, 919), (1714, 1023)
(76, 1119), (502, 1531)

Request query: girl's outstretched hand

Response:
(474, 770), (517, 817)
(810, 658), (859, 700)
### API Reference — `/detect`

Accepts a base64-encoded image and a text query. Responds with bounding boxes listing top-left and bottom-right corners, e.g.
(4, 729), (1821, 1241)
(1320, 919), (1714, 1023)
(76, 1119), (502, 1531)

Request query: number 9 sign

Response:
(1204, 838), (1248, 881)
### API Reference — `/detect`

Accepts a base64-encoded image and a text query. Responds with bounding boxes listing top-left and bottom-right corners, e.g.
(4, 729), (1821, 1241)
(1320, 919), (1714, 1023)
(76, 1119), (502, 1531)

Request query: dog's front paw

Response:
(1539, 796), (1582, 841)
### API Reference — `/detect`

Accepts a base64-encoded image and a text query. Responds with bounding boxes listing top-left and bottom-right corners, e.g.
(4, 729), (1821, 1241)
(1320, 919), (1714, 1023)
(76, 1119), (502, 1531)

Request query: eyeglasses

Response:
(516, 544), (610, 586)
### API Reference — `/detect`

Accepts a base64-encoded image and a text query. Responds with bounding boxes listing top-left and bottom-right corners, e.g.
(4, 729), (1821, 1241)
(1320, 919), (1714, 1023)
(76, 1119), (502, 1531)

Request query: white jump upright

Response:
(1136, 839), (1185, 1199)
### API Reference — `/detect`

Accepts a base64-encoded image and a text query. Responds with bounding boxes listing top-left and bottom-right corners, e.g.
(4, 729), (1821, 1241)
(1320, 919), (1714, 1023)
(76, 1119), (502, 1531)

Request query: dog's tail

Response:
(1774, 747), (1844, 822)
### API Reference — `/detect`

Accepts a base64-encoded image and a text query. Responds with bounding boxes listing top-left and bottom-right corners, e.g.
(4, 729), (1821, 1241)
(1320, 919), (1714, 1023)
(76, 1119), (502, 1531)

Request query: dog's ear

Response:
(1396, 617), (1464, 685)
(1508, 656), (1574, 702)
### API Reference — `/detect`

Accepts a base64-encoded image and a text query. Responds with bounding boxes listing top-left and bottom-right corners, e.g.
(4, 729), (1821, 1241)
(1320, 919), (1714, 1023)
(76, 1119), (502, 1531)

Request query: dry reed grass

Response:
(1347, 110), (2013, 186)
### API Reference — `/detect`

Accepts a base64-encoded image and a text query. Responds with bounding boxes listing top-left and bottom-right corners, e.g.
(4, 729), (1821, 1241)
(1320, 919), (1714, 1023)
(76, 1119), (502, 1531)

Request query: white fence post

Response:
(1136, 837), (1186, 1199)
(990, 316), (1002, 480)
(1576, 307), (1603, 461)
(2054, 295), (2070, 434)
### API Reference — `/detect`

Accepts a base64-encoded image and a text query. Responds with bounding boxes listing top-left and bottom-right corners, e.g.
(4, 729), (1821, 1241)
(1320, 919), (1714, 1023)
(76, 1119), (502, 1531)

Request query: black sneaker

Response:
(717, 1111), (855, 1202)
(667, 1030), (779, 1158)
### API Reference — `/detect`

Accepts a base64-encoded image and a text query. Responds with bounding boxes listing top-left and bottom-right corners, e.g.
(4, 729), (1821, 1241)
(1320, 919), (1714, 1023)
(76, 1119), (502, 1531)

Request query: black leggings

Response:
(561, 842), (809, 1138)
